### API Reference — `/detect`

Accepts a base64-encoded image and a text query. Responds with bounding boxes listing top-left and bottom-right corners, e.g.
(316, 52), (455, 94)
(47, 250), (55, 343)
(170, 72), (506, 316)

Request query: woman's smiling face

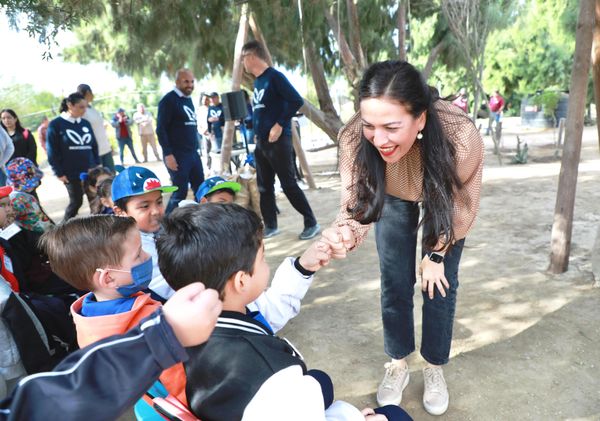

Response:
(360, 97), (426, 163)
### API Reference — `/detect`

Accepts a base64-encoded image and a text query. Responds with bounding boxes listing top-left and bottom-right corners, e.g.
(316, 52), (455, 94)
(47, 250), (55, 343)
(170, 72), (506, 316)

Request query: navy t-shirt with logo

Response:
(156, 90), (199, 157)
(46, 117), (100, 179)
(207, 104), (225, 139)
(252, 67), (304, 142)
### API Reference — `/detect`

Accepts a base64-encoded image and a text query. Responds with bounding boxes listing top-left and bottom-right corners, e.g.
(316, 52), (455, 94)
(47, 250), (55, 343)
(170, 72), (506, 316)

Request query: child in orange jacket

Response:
(40, 213), (187, 404)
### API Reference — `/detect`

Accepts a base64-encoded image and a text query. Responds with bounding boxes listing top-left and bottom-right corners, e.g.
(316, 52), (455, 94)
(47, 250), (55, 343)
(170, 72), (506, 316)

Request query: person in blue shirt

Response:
(46, 93), (100, 221)
(156, 69), (205, 213)
(207, 92), (225, 153)
(241, 40), (320, 241)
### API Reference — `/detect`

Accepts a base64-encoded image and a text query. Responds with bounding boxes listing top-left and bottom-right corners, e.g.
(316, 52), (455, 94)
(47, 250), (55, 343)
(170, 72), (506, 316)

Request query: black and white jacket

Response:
(185, 311), (364, 421)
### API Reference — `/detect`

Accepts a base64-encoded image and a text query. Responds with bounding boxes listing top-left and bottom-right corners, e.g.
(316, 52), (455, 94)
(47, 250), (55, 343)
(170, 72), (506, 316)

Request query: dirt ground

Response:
(37, 118), (600, 420)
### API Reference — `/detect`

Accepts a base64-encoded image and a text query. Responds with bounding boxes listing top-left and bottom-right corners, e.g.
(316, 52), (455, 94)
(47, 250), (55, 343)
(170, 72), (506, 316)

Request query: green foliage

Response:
(0, 83), (61, 128)
(512, 136), (528, 164)
(1, 0), (587, 122)
(531, 90), (560, 118)
(1, 0), (103, 58)
(484, 0), (576, 99)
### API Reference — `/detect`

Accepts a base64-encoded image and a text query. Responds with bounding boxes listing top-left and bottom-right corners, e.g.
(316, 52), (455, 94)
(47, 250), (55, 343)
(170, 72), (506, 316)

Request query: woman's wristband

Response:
(294, 257), (315, 276)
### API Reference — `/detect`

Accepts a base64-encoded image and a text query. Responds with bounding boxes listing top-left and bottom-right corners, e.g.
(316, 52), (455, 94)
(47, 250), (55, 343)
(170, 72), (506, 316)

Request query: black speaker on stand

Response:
(222, 91), (248, 121)
(221, 90), (253, 167)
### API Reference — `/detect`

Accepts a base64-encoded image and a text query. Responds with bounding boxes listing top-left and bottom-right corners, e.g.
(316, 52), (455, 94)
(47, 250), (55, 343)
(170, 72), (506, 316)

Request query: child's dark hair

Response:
(91, 177), (114, 214)
(114, 197), (134, 212)
(157, 203), (263, 295)
(39, 215), (137, 291)
(205, 188), (235, 201)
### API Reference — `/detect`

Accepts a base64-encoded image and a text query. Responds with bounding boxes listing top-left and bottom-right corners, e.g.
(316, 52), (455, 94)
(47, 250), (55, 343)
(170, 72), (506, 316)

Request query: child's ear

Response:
(113, 205), (127, 216)
(231, 270), (247, 293)
(95, 269), (119, 289)
(199, 197), (208, 204)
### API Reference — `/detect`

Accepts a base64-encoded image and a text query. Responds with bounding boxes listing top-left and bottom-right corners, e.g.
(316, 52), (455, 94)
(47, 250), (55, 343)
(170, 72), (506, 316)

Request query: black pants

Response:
(64, 176), (84, 221)
(255, 135), (316, 229)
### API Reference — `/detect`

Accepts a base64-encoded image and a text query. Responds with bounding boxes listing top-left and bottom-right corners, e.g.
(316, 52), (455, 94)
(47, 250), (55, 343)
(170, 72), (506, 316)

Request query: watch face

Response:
(429, 253), (444, 263)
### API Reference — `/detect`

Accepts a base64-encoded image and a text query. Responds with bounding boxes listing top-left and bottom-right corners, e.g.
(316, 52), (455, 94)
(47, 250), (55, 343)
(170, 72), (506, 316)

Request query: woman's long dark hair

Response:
(0, 109), (25, 134)
(348, 60), (462, 251)
(59, 92), (85, 113)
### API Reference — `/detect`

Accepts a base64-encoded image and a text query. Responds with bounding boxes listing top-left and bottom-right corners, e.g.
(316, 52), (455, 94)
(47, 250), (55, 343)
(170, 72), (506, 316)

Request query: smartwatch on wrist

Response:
(428, 252), (445, 264)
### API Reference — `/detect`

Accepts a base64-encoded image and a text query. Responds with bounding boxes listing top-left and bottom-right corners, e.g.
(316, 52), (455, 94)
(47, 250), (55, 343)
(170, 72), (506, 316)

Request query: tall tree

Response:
(548, 0), (595, 273)
(592, 0), (600, 150)
(441, 0), (514, 120)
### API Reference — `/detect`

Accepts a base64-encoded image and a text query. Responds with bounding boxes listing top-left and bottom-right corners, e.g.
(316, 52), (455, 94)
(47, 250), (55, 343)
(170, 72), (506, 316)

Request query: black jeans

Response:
(64, 176), (84, 221)
(165, 152), (205, 214)
(255, 136), (316, 229)
(375, 195), (465, 365)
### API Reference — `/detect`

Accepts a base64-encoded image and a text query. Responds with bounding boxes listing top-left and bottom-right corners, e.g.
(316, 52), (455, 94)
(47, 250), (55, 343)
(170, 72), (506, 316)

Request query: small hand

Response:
(58, 175), (69, 184)
(165, 154), (178, 171)
(420, 255), (449, 299)
(298, 240), (332, 272)
(361, 408), (387, 420)
(268, 123), (283, 143)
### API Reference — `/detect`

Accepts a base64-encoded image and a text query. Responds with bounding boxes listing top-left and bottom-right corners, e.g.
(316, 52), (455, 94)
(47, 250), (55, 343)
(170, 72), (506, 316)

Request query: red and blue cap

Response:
(112, 166), (178, 202)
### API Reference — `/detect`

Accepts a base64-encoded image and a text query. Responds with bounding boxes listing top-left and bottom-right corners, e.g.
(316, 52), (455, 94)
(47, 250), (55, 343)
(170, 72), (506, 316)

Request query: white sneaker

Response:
(423, 366), (449, 415)
(376, 361), (410, 406)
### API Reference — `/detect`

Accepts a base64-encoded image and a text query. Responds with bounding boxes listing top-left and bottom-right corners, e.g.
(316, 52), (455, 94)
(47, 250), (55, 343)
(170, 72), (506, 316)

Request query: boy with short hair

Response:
(157, 204), (411, 421)
(117, 167), (322, 334)
(40, 215), (188, 404)
(111, 166), (178, 300)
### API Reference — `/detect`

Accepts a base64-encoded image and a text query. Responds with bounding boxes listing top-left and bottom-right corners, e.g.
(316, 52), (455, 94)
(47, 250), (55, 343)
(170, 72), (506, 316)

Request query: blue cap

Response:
(196, 176), (241, 201)
(112, 166), (178, 202)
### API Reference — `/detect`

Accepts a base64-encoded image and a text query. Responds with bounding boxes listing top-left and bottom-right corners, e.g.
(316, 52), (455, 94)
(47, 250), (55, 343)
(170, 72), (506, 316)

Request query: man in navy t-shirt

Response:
(156, 68), (205, 213)
(241, 40), (319, 240)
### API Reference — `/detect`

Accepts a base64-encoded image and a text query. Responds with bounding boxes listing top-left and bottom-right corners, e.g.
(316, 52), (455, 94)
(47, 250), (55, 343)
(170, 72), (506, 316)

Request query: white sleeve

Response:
(0, 127), (14, 167)
(247, 257), (313, 333)
(242, 365), (364, 421)
(140, 232), (175, 300)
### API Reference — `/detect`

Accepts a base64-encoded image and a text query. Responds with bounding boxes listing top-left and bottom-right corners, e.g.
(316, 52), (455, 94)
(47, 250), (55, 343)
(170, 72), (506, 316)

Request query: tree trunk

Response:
(592, 0), (600, 151)
(422, 39), (444, 81)
(248, 12), (273, 66)
(304, 40), (342, 124)
(397, 0), (407, 60)
(548, 0), (595, 273)
(324, 8), (360, 87)
(220, 3), (249, 173)
(299, 101), (343, 142)
(346, 0), (367, 69)
(291, 121), (316, 189)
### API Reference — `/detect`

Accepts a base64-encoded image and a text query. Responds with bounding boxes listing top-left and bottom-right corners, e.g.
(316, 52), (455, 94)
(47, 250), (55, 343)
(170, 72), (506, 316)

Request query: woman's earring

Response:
(416, 131), (423, 140)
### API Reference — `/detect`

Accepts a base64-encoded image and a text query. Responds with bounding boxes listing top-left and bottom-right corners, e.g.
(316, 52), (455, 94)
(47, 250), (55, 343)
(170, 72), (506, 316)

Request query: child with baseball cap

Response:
(111, 166), (177, 300)
(177, 175), (241, 208)
(196, 175), (241, 203)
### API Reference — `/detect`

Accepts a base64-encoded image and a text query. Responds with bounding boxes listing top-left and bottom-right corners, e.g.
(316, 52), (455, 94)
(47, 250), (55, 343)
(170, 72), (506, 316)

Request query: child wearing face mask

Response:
(40, 214), (188, 404)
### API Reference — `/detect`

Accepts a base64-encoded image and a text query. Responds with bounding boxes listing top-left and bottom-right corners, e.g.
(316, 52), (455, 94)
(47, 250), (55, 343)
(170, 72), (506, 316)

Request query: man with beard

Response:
(156, 69), (205, 213)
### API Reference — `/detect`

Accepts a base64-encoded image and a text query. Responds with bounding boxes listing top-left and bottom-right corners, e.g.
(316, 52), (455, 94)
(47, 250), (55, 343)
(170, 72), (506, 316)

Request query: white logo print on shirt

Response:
(253, 88), (265, 110)
(66, 127), (92, 145)
(209, 109), (222, 118)
(183, 105), (197, 123)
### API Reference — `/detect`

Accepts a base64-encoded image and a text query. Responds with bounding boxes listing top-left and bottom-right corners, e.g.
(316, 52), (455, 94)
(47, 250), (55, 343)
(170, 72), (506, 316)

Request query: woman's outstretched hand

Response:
(419, 255), (449, 299)
(321, 226), (355, 259)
